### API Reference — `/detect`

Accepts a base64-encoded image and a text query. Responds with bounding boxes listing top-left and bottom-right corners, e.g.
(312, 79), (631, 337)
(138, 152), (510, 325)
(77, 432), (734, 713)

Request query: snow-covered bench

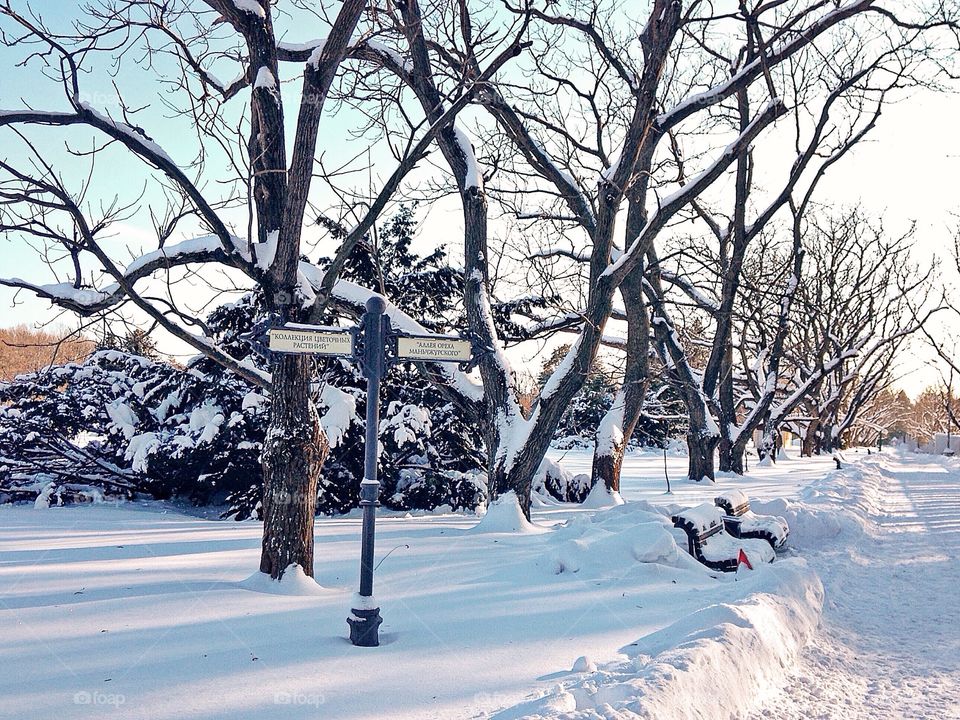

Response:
(714, 489), (789, 550)
(672, 503), (774, 572)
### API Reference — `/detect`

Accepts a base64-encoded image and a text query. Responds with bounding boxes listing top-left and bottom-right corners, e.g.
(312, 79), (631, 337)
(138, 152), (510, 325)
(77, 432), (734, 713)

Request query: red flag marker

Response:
(737, 548), (753, 571)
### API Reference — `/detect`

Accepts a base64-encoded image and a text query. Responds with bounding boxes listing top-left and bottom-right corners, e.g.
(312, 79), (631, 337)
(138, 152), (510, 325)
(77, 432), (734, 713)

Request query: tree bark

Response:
(591, 257), (650, 493)
(260, 355), (328, 578)
(687, 430), (719, 483)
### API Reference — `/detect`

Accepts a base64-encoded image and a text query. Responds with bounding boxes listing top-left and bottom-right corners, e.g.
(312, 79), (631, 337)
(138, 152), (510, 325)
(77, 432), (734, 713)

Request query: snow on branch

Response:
(656, 0), (872, 132)
(605, 98), (787, 285)
(453, 124), (483, 191)
(231, 0), (266, 19)
(530, 247), (590, 263)
(1, 234), (245, 314)
(659, 270), (720, 313)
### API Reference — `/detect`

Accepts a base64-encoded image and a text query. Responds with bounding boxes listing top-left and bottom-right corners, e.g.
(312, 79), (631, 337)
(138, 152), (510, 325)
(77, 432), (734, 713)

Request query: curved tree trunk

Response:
(728, 433), (750, 474)
(591, 262), (650, 493)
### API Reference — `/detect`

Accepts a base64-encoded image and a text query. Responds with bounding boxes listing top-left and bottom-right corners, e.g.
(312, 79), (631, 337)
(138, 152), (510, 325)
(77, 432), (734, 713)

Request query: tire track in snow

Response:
(748, 457), (960, 720)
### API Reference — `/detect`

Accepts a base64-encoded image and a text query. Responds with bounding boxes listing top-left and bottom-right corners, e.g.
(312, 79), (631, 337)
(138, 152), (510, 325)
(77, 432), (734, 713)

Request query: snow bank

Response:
(495, 559), (824, 719)
(543, 502), (700, 577)
(746, 463), (877, 550)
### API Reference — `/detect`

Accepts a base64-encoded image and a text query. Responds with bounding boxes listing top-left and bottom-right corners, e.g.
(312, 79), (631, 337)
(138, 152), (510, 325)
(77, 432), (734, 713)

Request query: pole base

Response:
(348, 607), (383, 647)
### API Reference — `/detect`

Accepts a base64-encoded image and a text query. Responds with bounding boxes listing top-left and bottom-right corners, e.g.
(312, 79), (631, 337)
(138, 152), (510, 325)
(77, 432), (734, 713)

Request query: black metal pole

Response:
(348, 296), (386, 647)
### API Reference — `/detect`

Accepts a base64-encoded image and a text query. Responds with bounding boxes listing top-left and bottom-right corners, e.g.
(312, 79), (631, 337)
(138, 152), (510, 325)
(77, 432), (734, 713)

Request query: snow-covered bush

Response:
(0, 350), (164, 504)
(1, 208), (487, 517)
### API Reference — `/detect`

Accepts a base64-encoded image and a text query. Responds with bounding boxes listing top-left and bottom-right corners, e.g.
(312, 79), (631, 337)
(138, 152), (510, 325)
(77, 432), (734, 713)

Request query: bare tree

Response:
(474, 0), (957, 491)
(0, 0), (465, 579)
(760, 212), (935, 458)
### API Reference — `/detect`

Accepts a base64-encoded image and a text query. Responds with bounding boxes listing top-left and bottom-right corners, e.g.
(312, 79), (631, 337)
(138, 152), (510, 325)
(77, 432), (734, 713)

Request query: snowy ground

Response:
(746, 454), (960, 720)
(1, 449), (953, 719)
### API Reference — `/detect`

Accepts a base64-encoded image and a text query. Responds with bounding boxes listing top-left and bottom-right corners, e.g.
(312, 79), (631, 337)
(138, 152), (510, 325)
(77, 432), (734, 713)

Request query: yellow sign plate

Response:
(268, 328), (353, 356)
(396, 336), (472, 363)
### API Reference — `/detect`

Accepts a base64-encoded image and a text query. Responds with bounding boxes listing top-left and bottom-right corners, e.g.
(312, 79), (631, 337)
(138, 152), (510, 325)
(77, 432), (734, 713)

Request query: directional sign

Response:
(396, 335), (472, 363)
(268, 327), (353, 356)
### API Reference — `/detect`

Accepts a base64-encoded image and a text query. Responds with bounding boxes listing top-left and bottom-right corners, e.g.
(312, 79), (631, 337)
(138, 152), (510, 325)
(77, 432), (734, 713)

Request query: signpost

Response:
(268, 326), (354, 356)
(395, 335), (472, 363)
(268, 298), (474, 647)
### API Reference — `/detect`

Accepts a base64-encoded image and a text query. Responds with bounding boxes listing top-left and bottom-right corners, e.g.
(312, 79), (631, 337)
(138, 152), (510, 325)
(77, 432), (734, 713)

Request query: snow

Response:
(674, 501), (724, 533)
(188, 401), (225, 444)
(318, 384), (356, 450)
(278, 38), (326, 54)
(240, 565), (326, 596)
(3, 450), (956, 719)
(231, 0), (265, 19)
(746, 454), (960, 719)
(579, 478), (625, 508)
(500, 561), (821, 720)
(539, 336), (582, 401)
(595, 390), (625, 452)
(716, 487), (749, 509)
(255, 229), (279, 271)
(571, 655), (596, 673)
(307, 41), (329, 70)
(6, 279), (119, 307)
(699, 529), (775, 566)
(124, 234), (231, 275)
(253, 66), (276, 90)
(600, 149), (622, 181)
(470, 491), (548, 534)
(105, 400), (138, 439)
(382, 403), (430, 447)
(241, 391), (267, 411)
(125, 432), (161, 472)
(365, 39), (412, 72)
(453, 124), (483, 190)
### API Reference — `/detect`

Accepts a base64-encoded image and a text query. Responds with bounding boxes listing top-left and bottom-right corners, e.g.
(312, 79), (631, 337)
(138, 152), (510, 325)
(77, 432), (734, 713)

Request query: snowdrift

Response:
(494, 559), (823, 719)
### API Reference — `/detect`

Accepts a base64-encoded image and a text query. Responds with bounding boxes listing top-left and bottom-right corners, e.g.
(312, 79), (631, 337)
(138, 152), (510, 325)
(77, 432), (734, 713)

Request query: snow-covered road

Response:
(749, 456), (960, 719)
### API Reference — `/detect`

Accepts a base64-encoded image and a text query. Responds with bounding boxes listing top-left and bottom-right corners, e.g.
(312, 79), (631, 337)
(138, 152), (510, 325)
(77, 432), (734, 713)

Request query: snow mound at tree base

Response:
(470, 492), (550, 534)
(238, 564), (328, 596)
(579, 480), (626, 509)
(495, 559), (823, 719)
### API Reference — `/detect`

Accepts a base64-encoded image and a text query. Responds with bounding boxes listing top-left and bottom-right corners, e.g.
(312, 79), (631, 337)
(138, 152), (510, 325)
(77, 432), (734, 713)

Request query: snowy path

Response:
(749, 457), (960, 720)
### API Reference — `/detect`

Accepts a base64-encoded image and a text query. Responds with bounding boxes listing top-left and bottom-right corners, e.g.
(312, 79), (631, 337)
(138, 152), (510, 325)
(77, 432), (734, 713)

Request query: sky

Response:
(0, 1), (958, 397)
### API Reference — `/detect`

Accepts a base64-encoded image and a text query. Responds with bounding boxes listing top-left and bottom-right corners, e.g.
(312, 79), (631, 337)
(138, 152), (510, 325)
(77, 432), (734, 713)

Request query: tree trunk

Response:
(758, 426), (777, 463)
(687, 430), (718, 482)
(727, 434), (749, 474)
(592, 396), (627, 494)
(802, 419), (818, 457)
(718, 436), (734, 473)
(487, 431), (556, 518)
(591, 262), (650, 493)
(259, 355), (328, 579)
